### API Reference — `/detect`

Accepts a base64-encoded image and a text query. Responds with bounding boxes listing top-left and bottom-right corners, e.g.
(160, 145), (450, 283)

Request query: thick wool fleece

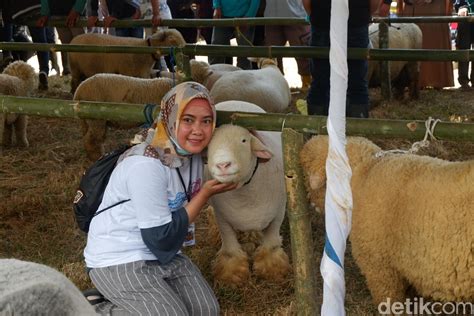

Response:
(300, 136), (473, 304)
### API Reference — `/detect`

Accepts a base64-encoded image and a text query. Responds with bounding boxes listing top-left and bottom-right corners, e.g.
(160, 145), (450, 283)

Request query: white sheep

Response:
(68, 28), (185, 93)
(73, 73), (175, 161)
(0, 259), (95, 314)
(368, 23), (422, 99)
(209, 58), (291, 113)
(189, 59), (241, 90)
(206, 100), (290, 286)
(0, 61), (36, 152)
(300, 136), (473, 305)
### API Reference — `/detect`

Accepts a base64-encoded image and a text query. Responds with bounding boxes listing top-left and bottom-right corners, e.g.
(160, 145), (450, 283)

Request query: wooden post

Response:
(379, 21), (392, 100)
(282, 128), (318, 315)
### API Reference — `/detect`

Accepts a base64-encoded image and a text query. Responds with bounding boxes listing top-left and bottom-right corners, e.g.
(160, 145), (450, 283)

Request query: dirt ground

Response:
(1, 59), (473, 314)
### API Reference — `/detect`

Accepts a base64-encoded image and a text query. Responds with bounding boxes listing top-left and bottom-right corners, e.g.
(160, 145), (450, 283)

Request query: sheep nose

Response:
(216, 162), (231, 171)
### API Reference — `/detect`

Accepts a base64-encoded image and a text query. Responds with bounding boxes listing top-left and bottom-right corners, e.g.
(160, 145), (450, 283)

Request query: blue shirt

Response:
(212, 0), (260, 18)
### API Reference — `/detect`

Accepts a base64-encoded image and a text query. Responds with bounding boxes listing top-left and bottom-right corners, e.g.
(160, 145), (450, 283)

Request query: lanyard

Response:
(176, 157), (193, 203)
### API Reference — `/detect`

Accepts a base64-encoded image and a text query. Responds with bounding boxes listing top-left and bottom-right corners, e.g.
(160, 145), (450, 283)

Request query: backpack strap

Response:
(93, 199), (131, 218)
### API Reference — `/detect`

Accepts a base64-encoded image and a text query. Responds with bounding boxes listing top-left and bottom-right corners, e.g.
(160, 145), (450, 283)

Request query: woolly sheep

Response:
(209, 58), (291, 113)
(73, 73), (175, 161)
(206, 100), (290, 286)
(368, 23), (422, 99)
(0, 259), (95, 314)
(300, 135), (473, 304)
(68, 29), (185, 93)
(0, 61), (36, 152)
(189, 59), (241, 90)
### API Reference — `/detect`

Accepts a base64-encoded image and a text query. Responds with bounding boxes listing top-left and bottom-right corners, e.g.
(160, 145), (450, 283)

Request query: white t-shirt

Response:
(84, 154), (202, 268)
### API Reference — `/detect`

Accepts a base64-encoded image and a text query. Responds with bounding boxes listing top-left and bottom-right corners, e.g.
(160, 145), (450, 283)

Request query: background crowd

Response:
(0, 0), (466, 110)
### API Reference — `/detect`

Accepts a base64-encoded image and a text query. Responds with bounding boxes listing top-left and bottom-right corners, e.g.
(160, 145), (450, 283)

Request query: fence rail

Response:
(16, 15), (474, 28)
(1, 96), (473, 141)
(1, 42), (473, 62)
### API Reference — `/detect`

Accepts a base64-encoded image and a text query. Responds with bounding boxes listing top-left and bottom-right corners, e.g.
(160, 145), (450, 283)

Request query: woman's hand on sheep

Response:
(185, 180), (237, 223)
(203, 179), (238, 196)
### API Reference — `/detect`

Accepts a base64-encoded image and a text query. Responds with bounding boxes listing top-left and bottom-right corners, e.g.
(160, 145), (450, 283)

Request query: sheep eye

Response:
(242, 138), (247, 143)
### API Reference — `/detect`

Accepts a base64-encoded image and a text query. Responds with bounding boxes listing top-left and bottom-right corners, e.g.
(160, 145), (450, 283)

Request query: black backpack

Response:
(73, 145), (131, 233)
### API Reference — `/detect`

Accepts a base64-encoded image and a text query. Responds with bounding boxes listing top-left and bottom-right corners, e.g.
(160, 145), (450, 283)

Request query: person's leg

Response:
(0, 24), (14, 71)
(347, 25), (369, 118)
(209, 26), (233, 65)
(45, 27), (60, 74)
(306, 27), (330, 115)
(161, 255), (220, 315)
(236, 26), (255, 69)
(265, 25), (286, 73)
(285, 24), (311, 76)
(11, 26), (34, 62)
(114, 27), (129, 37)
(89, 260), (190, 315)
(28, 26), (49, 89)
(456, 21), (471, 88)
(1, 24), (13, 59)
(57, 27), (84, 75)
(129, 27), (144, 39)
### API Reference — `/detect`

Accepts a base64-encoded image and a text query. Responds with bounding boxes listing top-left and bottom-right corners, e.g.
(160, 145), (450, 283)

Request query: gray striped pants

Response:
(89, 255), (219, 316)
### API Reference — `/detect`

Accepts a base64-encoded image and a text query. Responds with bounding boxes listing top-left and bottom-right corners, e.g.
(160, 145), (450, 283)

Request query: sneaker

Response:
(38, 72), (48, 90)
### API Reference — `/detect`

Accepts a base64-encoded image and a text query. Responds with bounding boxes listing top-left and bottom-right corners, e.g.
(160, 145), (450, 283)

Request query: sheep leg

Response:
(361, 263), (407, 305)
(407, 61), (420, 100)
(14, 115), (29, 147)
(3, 116), (13, 148)
(83, 119), (107, 161)
(70, 70), (83, 95)
(212, 216), (250, 286)
(253, 211), (290, 281)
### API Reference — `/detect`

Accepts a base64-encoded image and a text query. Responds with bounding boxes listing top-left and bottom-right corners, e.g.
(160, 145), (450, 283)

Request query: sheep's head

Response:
(1, 61), (36, 94)
(300, 135), (328, 211)
(207, 125), (273, 185)
(300, 135), (381, 211)
(149, 28), (186, 48)
(190, 59), (213, 84)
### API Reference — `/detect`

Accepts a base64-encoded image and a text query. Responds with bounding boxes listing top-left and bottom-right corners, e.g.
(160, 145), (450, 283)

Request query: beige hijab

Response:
(123, 82), (215, 168)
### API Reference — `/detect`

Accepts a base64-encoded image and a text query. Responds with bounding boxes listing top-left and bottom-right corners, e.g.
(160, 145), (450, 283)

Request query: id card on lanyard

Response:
(177, 157), (195, 247)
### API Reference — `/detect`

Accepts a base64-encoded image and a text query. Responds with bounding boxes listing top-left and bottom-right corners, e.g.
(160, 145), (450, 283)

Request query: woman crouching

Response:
(84, 82), (237, 315)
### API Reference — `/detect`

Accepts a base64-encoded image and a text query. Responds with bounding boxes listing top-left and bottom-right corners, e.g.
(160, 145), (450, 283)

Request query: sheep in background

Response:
(209, 58), (291, 113)
(368, 23), (422, 99)
(0, 61), (36, 152)
(0, 259), (95, 314)
(189, 59), (241, 90)
(206, 100), (290, 286)
(300, 135), (473, 305)
(68, 29), (185, 93)
(73, 74), (174, 161)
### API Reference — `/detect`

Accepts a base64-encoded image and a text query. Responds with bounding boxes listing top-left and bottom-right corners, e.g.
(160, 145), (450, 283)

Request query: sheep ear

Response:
(250, 134), (273, 162)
